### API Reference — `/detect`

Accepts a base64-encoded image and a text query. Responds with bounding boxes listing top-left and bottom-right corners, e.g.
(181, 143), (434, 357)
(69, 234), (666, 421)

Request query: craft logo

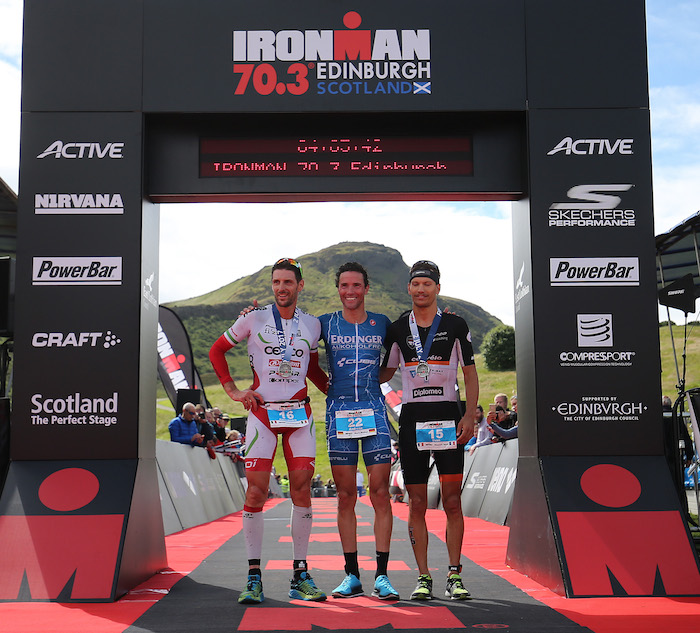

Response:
(157, 323), (190, 391)
(549, 184), (636, 228)
(35, 193), (124, 215)
(32, 257), (122, 286)
(552, 396), (647, 422)
(36, 141), (124, 159)
(547, 137), (634, 156)
(30, 391), (119, 427)
(32, 331), (122, 349)
(232, 11), (431, 97)
(550, 257), (639, 286)
(577, 314), (613, 347)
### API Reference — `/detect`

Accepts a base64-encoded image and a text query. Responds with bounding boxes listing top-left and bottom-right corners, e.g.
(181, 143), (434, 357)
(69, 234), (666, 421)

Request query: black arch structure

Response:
(2, 0), (699, 601)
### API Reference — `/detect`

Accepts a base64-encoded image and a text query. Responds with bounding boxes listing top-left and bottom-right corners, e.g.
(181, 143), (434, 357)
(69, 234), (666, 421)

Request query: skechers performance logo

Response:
(35, 193), (124, 215)
(549, 184), (635, 227)
(33, 257), (122, 286)
(550, 258), (639, 287)
(36, 141), (124, 159)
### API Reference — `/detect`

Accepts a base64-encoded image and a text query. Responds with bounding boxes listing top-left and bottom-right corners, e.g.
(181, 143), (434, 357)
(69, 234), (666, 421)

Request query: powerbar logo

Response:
(35, 193), (124, 215)
(30, 392), (119, 427)
(547, 137), (634, 156)
(32, 331), (122, 349)
(413, 386), (443, 398)
(549, 185), (635, 228)
(553, 396), (646, 422)
(550, 258), (639, 286)
(157, 322), (190, 391)
(232, 11), (431, 97)
(36, 141), (124, 159)
(32, 257), (122, 286)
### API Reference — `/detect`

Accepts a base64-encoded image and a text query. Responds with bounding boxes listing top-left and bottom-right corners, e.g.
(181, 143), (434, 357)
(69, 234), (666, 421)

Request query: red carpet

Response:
(1, 496), (699, 633)
(381, 498), (700, 633)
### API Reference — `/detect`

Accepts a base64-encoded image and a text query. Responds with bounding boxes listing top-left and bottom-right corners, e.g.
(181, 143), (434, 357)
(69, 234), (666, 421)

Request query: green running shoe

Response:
(238, 573), (264, 604)
(445, 574), (472, 600)
(410, 574), (433, 600)
(289, 571), (327, 601)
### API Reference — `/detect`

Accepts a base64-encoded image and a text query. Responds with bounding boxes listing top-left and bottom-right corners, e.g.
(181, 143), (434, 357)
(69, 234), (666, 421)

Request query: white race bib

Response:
(336, 408), (377, 438)
(416, 420), (457, 451)
(266, 402), (309, 428)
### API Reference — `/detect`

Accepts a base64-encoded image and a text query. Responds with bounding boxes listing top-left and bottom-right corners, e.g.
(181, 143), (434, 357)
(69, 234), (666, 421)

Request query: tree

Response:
(481, 325), (516, 371)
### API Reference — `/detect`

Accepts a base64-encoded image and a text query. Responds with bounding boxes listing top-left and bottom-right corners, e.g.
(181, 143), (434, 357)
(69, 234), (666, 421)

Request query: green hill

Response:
(166, 241), (503, 384)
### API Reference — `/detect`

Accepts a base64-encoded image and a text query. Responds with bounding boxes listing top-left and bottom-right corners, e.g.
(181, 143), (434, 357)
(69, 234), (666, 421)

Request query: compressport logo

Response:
(32, 257), (122, 286)
(30, 391), (119, 427)
(36, 141), (124, 159)
(35, 193), (124, 215)
(550, 258), (639, 286)
(232, 11), (431, 97)
(547, 137), (634, 156)
(577, 314), (613, 347)
(32, 331), (122, 349)
(553, 396), (647, 422)
(549, 184), (636, 228)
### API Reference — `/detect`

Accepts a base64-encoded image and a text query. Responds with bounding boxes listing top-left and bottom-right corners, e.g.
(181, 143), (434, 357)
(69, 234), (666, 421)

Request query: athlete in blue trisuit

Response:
(307, 262), (400, 600)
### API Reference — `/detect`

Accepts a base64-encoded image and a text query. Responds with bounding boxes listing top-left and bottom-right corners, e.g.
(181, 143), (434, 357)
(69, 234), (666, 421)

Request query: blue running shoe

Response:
(372, 574), (399, 600)
(289, 571), (327, 601)
(332, 573), (363, 598)
(238, 574), (264, 604)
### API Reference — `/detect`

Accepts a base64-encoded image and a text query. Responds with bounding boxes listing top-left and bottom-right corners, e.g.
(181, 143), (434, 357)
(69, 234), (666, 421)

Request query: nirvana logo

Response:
(232, 11), (431, 97)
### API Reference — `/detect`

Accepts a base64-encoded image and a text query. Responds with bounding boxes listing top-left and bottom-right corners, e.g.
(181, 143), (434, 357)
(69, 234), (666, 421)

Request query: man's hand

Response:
(229, 387), (264, 411)
(239, 299), (259, 317)
(191, 433), (204, 444)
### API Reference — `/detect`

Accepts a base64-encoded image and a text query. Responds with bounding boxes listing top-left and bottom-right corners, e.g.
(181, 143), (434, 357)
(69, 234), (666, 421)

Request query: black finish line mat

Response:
(1, 497), (699, 633)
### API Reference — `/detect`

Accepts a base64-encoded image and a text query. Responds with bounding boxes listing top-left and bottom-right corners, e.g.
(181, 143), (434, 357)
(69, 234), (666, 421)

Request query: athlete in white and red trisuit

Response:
(209, 258), (327, 604)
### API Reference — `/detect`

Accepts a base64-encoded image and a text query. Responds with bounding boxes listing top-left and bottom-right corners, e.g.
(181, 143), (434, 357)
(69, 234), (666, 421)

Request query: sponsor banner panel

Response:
(143, 0), (525, 112)
(520, 108), (660, 457)
(478, 439), (518, 526)
(13, 111), (147, 461)
(460, 442), (502, 517)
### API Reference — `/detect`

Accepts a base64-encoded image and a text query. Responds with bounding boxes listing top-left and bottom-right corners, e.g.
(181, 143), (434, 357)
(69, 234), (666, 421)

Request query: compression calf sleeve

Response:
(291, 504), (313, 561)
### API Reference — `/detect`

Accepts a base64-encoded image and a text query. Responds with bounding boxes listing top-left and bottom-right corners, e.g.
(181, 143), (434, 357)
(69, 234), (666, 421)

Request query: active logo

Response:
(577, 314), (613, 347)
(32, 257), (122, 286)
(32, 331), (122, 349)
(552, 396), (647, 422)
(34, 193), (124, 215)
(36, 141), (124, 159)
(232, 11), (431, 97)
(547, 137), (634, 156)
(143, 272), (157, 309)
(30, 391), (119, 427)
(550, 258), (639, 286)
(514, 262), (530, 314)
(549, 184), (636, 228)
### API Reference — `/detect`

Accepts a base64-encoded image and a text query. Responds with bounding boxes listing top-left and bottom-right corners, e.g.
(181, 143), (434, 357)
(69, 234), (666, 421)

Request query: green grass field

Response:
(156, 325), (697, 483)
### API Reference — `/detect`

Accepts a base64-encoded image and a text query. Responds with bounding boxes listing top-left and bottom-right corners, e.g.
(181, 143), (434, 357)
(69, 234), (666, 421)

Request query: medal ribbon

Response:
(272, 304), (300, 364)
(409, 308), (442, 363)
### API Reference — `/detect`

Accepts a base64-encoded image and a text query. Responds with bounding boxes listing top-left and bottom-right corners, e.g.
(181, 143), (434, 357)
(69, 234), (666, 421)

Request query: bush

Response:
(481, 325), (516, 371)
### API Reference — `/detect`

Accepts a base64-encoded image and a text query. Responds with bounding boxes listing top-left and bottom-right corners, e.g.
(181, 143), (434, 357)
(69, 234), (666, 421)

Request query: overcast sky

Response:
(1, 0), (699, 326)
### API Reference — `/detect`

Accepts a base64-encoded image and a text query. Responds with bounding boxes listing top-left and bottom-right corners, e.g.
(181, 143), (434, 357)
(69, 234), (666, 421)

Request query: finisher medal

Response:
(278, 360), (293, 378)
(415, 361), (431, 380)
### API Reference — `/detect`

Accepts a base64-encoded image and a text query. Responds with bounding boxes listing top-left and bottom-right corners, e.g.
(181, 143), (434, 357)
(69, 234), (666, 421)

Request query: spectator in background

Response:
(468, 405), (508, 455)
(356, 470), (365, 498)
(169, 403), (204, 446)
(465, 405), (487, 450)
(494, 393), (515, 429)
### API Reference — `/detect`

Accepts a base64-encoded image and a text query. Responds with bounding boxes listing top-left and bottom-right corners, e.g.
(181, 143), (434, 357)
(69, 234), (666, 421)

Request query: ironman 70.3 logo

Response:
(232, 11), (432, 96)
